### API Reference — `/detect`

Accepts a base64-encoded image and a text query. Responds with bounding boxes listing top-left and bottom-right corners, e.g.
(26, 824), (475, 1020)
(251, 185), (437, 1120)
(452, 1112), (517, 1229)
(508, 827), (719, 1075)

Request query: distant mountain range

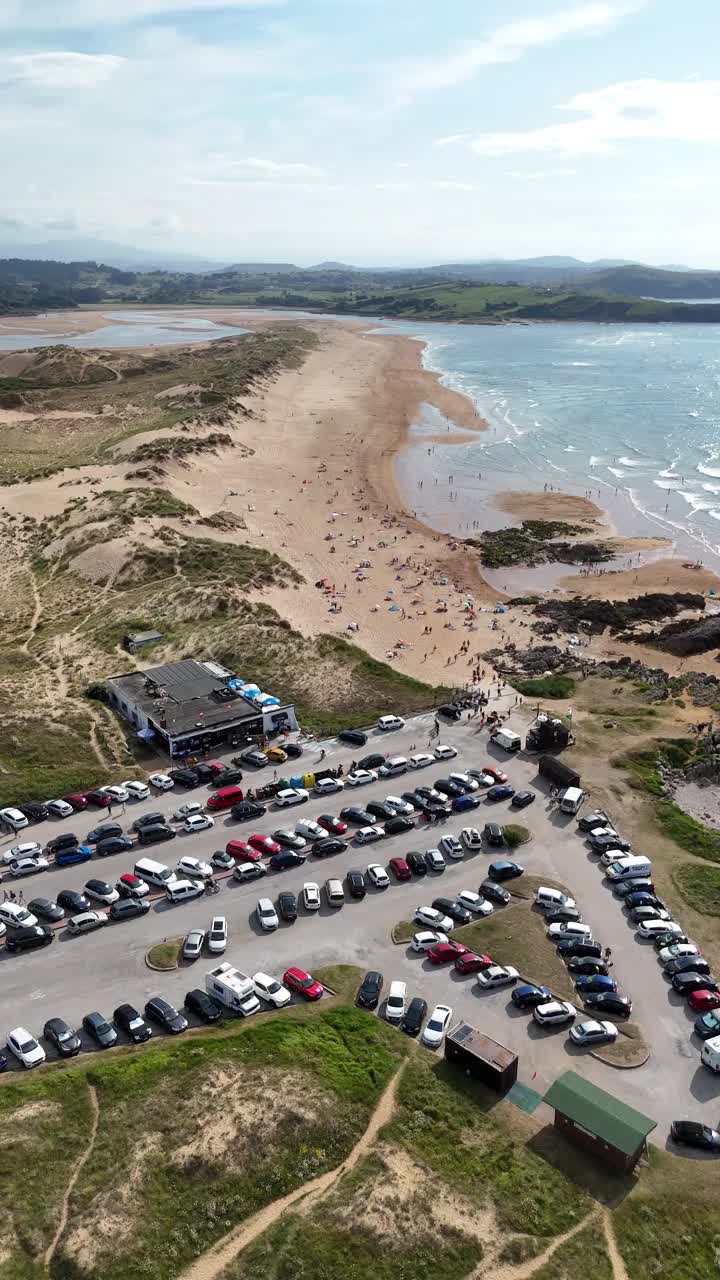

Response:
(0, 237), (227, 273)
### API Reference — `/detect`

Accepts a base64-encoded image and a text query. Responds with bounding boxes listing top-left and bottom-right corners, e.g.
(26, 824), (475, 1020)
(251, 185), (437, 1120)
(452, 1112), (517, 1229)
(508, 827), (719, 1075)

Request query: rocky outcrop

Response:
(535, 592), (705, 635)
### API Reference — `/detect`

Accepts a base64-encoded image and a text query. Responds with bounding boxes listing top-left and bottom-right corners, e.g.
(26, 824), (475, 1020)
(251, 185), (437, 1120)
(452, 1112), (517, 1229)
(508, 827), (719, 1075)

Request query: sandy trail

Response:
(179, 1064), (404, 1280)
(482, 1207), (599, 1280)
(44, 1084), (100, 1268)
(602, 1208), (631, 1280)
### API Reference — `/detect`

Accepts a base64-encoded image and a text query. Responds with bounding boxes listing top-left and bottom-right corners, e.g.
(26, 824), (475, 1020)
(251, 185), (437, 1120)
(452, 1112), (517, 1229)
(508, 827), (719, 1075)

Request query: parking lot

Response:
(1, 710), (718, 1143)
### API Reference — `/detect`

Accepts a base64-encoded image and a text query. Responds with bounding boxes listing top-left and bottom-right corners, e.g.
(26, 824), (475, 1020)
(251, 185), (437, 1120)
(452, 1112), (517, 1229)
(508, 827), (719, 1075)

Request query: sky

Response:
(2, 0), (720, 266)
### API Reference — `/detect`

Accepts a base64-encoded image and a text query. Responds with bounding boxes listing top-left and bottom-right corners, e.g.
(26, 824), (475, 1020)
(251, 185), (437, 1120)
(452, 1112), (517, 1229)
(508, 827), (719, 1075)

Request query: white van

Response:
(379, 757), (408, 777)
(0, 902), (38, 930)
(134, 857), (177, 889)
(165, 878), (204, 903)
(535, 887), (576, 913)
(491, 728), (521, 752)
(559, 787), (585, 815)
(701, 1036), (720, 1074)
(605, 855), (652, 881)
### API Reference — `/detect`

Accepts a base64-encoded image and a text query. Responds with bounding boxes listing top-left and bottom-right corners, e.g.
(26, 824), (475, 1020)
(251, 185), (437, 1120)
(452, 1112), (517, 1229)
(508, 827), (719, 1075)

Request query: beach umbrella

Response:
(388, 605), (399, 611)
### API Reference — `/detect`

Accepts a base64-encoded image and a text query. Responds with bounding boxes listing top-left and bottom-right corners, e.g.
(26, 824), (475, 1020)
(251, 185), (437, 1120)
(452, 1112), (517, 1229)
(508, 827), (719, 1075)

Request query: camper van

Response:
(205, 962), (260, 1016)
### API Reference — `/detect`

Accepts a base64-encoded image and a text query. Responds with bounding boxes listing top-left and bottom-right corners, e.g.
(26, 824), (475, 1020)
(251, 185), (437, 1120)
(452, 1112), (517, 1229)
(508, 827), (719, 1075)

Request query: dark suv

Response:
(144, 996), (188, 1034)
(402, 997), (427, 1036)
(169, 768), (199, 788)
(137, 824), (176, 846)
(46, 832), (79, 855)
(43, 1017), (81, 1057)
(346, 868), (366, 898)
(113, 1003), (152, 1043)
(5, 925), (54, 953)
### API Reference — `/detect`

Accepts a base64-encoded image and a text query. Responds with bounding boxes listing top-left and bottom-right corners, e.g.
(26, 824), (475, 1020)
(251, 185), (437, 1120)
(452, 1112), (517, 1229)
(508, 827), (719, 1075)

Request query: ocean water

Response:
(385, 319), (720, 571)
(0, 310), (245, 351)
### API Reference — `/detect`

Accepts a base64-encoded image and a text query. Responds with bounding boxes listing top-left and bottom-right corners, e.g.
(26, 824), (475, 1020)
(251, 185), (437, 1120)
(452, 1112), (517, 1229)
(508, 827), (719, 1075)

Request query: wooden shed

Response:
(543, 1071), (656, 1173)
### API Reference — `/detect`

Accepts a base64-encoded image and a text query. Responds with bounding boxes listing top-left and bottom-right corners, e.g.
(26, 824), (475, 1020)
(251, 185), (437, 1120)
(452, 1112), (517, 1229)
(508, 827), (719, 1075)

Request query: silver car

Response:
(183, 928), (205, 960)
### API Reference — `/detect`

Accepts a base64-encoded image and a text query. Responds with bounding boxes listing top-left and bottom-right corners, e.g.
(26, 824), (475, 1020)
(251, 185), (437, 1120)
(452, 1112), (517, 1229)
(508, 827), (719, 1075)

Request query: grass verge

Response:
(513, 674), (577, 699)
(504, 823), (530, 848)
(614, 742), (720, 864)
(450, 892), (576, 1000)
(672, 863), (720, 916)
(146, 938), (182, 969)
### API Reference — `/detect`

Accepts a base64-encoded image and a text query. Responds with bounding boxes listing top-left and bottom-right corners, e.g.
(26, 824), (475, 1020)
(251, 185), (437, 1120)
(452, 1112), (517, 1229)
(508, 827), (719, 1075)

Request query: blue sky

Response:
(2, 0), (719, 265)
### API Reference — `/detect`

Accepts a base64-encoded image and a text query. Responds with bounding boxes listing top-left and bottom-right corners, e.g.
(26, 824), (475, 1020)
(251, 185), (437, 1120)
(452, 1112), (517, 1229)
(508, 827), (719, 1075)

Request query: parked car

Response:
(110, 898), (150, 921)
(570, 1020), (618, 1047)
(434, 744), (457, 760)
(566, 957), (609, 977)
(557, 939), (602, 959)
(115, 873), (149, 898)
(511, 790), (536, 809)
(688, 990), (720, 1012)
(144, 996), (188, 1035)
(355, 825), (386, 845)
(183, 929), (205, 960)
(665, 956), (710, 978)
(27, 897), (64, 923)
(377, 714), (404, 731)
(583, 992), (633, 1018)
(257, 897), (279, 931)
(487, 785), (515, 801)
(183, 814), (215, 835)
(207, 915), (228, 953)
(545, 906), (583, 925)
(431, 896), (472, 925)
(253, 972), (292, 1006)
(340, 805), (374, 825)
(46, 832), (79, 855)
(55, 845), (92, 868)
(673, 972), (720, 996)
(96, 835), (135, 857)
(113, 1003), (152, 1043)
(483, 823), (505, 847)
(0, 806), (29, 831)
(438, 834), (463, 860)
(302, 882), (321, 911)
(317, 814), (348, 835)
(435, 779), (464, 799)
(18, 802), (48, 823)
(45, 799), (75, 819)
(385, 980), (407, 1021)
(385, 816), (415, 836)
(357, 970), (384, 1009)
(148, 772), (174, 791)
(389, 856), (411, 881)
(283, 966), (323, 1000)
(82, 1010), (118, 1048)
(346, 769), (378, 788)
(166, 879), (205, 904)
(176, 855), (214, 881)
(533, 1000), (576, 1027)
(366, 863), (390, 888)
(548, 922), (593, 940)
(456, 889), (493, 916)
(411, 930), (449, 953)
(132, 812), (165, 832)
(670, 1121), (720, 1152)
(575, 975), (617, 994)
(424, 848), (446, 873)
(185, 989), (223, 1023)
(2, 840), (42, 866)
(169, 768), (199, 788)
(402, 997), (427, 1036)
(249, 834), (282, 857)
(137, 824), (176, 846)
(277, 890), (298, 921)
(6, 1027), (46, 1069)
(422, 1003), (453, 1048)
(408, 753), (434, 769)
(407, 851), (427, 877)
(313, 837), (347, 858)
(314, 777), (344, 796)
(338, 729), (368, 747)
(488, 860), (524, 882)
(84, 879), (119, 906)
(454, 951), (494, 974)
(274, 788), (309, 807)
(5, 924), (54, 952)
(268, 851), (303, 872)
(480, 880), (511, 906)
(511, 984), (553, 1009)
(231, 801), (267, 822)
(477, 965), (519, 990)
(414, 905), (453, 932)
(124, 781), (150, 801)
(57, 889), (90, 914)
(211, 850), (234, 871)
(460, 827), (483, 851)
(694, 1010), (720, 1038)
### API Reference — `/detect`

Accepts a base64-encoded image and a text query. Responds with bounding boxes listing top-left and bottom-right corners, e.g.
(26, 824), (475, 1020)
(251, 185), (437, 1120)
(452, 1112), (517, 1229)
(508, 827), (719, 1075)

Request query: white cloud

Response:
(394, 2), (645, 99)
(468, 79), (720, 156)
(434, 133), (471, 148)
(231, 157), (327, 177)
(0, 51), (124, 88)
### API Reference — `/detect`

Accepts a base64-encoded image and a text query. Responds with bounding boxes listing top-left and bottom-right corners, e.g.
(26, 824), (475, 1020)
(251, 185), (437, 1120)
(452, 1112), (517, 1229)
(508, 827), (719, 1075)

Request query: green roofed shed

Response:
(543, 1071), (656, 1172)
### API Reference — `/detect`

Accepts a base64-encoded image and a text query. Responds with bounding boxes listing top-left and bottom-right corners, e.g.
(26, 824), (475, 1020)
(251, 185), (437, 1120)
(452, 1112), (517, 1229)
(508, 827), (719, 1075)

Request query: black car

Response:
(277, 890), (298, 921)
(511, 790), (535, 809)
(340, 806), (373, 825)
(578, 809), (610, 833)
(82, 1010), (118, 1048)
(480, 879), (510, 906)
(384, 816), (415, 836)
(488, 859), (524, 882)
(545, 906), (583, 925)
(566, 957), (609, 977)
(185, 988), (223, 1023)
(346, 868), (366, 898)
(193, 763), (217, 784)
(665, 956), (710, 978)
(110, 898), (150, 921)
(113, 1003), (152, 1043)
(19, 801), (48, 823)
(401, 791), (421, 810)
(421, 801), (452, 820)
(402, 996), (428, 1036)
(613, 878), (655, 899)
(57, 889), (91, 914)
(434, 778), (464, 798)
(583, 991), (633, 1018)
(96, 835), (135, 857)
(653, 930), (689, 952)
(5, 925), (54, 953)
(44, 1017), (81, 1057)
(269, 850), (305, 871)
(589, 832), (631, 852)
(282, 742), (304, 759)
(46, 832), (79, 855)
(131, 812), (165, 831)
(169, 768), (199, 787)
(211, 766), (244, 787)
(367, 800), (396, 822)
(672, 972), (719, 996)
(556, 939), (603, 959)
(137, 823), (176, 845)
(694, 1011), (720, 1040)
(28, 896), (64, 923)
(437, 702), (462, 720)
(358, 753), (386, 771)
(87, 821), (124, 845)
(357, 970), (384, 1009)
(313, 837), (348, 858)
(406, 851), (428, 877)
(432, 896), (472, 926)
(144, 996), (188, 1035)
(625, 891), (664, 911)
(231, 800), (267, 822)
(670, 1120), (720, 1152)
(338, 729), (367, 747)
(483, 822), (504, 847)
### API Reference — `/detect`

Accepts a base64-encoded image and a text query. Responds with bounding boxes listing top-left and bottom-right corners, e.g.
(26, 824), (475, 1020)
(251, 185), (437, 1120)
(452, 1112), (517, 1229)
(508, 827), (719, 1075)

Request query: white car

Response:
(434, 744), (457, 760)
(275, 788), (309, 807)
(385, 980), (407, 1020)
(535, 887), (577, 912)
(424, 848), (446, 873)
(378, 758), (407, 777)
(378, 715), (404, 731)
(467, 769), (495, 787)
(103, 785), (129, 804)
(449, 771), (479, 792)
(148, 772), (174, 790)
(123, 780), (150, 801)
(295, 819), (325, 841)
(637, 918), (681, 938)
(303, 881), (321, 910)
(253, 972), (291, 1007)
(414, 905), (454, 932)
(183, 929), (205, 960)
(460, 827), (483, 851)
(166, 878), (205, 904)
(67, 910), (109, 934)
(477, 965), (519, 990)
(175, 855), (214, 881)
(256, 897), (279, 930)
(2, 841), (42, 866)
(456, 889), (493, 916)
(83, 881), (119, 905)
(355, 825), (385, 845)
(366, 863), (390, 888)
(234, 861), (268, 881)
(174, 801), (205, 821)
(46, 799), (74, 818)
(183, 814), (215, 834)
(0, 807), (29, 831)
(207, 914), (228, 953)
(422, 1003), (453, 1048)
(658, 942), (699, 965)
(438, 834), (463, 860)
(0, 903), (38, 929)
(7, 1027), (45, 1069)
(346, 769), (377, 787)
(547, 922), (593, 940)
(569, 1020), (618, 1046)
(9, 856), (49, 877)
(384, 796), (414, 816)
(411, 929), (449, 952)
(533, 1000), (576, 1027)
(600, 848), (632, 867)
(314, 777), (344, 796)
(408, 753), (434, 769)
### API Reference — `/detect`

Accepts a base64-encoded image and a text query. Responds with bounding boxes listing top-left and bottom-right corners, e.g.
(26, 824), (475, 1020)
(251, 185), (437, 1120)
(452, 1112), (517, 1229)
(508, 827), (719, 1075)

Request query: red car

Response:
(206, 761), (227, 777)
(248, 833), (281, 857)
(225, 839), (254, 860)
(116, 873), (148, 898)
(318, 814), (348, 835)
(454, 952), (494, 975)
(688, 989), (720, 1012)
(389, 856), (411, 881)
(85, 789), (112, 807)
(483, 766), (508, 783)
(427, 941), (470, 965)
(283, 966), (324, 1001)
(63, 793), (89, 811)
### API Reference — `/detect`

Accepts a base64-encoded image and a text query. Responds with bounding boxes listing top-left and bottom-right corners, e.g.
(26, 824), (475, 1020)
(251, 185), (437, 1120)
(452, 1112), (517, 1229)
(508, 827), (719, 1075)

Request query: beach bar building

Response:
(543, 1071), (656, 1173)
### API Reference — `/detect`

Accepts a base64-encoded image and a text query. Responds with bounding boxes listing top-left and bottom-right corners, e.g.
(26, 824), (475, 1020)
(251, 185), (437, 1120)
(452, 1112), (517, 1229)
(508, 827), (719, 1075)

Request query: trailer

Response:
(538, 755), (580, 789)
(444, 1021), (518, 1093)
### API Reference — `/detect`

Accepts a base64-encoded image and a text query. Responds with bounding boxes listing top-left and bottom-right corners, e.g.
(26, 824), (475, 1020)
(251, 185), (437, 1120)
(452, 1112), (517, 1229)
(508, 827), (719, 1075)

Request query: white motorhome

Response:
(205, 962), (260, 1016)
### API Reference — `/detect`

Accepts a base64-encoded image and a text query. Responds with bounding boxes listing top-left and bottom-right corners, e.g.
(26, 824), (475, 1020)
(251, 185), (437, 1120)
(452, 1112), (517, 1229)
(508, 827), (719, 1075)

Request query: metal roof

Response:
(543, 1070), (656, 1157)
(447, 1021), (517, 1069)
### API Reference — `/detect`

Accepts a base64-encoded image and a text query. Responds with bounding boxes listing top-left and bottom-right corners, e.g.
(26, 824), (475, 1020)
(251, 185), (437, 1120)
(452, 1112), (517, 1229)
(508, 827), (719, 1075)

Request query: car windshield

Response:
(96, 1021), (111, 1035)
(299, 975), (314, 988)
(19, 1038), (37, 1053)
(128, 1017), (144, 1030)
(428, 1018), (442, 1031)
(58, 1028), (73, 1042)
(266, 981), (280, 993)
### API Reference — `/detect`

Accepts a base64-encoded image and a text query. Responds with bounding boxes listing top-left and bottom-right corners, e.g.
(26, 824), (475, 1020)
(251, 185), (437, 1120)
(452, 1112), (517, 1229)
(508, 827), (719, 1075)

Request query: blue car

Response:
(54, 845), (93, 867)
(511, 984), (552, 1009)
(575, 974), (617, 993)
(487, 784), (515, 801)
(453, 793), (481, 812)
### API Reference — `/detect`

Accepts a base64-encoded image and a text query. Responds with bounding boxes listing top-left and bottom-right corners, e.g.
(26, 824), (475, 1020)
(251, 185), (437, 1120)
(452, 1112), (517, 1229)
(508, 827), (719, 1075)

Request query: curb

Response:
(145, 943), (180, 972)
(590, 1046), (651, 1070)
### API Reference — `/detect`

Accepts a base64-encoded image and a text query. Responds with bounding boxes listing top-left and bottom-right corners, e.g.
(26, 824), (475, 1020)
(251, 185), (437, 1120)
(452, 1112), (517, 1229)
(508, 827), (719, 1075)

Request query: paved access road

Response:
(1, 712), (717, 1145)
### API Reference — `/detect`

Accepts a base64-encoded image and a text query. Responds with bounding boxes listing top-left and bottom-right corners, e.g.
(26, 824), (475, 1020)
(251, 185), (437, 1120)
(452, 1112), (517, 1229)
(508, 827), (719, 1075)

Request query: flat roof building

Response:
(106, 658), (297, 757)
(543, 1070), (656, 1173)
